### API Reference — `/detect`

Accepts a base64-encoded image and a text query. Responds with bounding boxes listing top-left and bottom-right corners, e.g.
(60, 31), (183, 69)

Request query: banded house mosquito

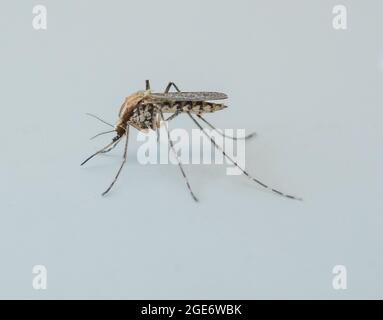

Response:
(81, 80), (301, 202)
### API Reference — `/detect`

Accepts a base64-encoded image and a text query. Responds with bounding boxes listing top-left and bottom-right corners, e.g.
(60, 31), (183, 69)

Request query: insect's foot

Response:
(289, 195), (303, 201)
(191, 193), (199, 202)
(279, 192), (303, 201)
(101, 186), (113, 196)
(245, 132), (257, 140)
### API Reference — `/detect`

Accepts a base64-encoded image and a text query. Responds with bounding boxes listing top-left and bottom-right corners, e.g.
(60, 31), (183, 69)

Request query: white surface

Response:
(0, 0), (382, 298)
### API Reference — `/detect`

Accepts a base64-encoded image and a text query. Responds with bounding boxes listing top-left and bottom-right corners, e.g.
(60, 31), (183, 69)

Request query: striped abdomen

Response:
(127, 101), (227, 131)
(159, 101), (226, 114)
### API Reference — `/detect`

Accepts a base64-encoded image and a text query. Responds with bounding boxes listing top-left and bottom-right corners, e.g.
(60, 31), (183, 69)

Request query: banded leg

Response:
(100, 138), (121, 154)
(158, 109), (198, 202)
(156, 127), (160, 143)
(196, 114), (256, 141)
(90, 129), (116, 140)
(187, 113), (302, 201)
(102, 126), (130, 196)
(155, 113), (180, 143)
(165, 111), (181, 122)
(156, 112), (181, 142)
(154, 113), (161, 143)
(81, 137), (121, 166)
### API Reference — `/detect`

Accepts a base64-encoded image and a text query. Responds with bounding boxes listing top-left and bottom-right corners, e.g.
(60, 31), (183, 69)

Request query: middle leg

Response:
(158, 108), (198, 202)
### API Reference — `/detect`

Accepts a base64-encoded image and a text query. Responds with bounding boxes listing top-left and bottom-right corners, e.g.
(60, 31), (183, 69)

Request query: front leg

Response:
(155, 110), (180, 142)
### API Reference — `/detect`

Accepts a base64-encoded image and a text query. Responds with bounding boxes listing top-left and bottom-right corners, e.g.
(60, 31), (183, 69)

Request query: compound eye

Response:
(113, 136), (120, 142)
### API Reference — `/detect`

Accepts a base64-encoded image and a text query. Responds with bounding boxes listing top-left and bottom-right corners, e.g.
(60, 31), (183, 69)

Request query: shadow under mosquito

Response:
(81, 144), (303, 201)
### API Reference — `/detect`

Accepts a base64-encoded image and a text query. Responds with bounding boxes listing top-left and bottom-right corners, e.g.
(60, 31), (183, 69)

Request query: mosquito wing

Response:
(150, 92), (228, 102)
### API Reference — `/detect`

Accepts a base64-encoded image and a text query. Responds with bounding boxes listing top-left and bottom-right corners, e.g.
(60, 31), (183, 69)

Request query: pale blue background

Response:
(0, 0), (382, 299)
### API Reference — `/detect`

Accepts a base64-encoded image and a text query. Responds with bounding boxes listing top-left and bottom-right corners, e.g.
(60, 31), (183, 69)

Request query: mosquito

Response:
(81, 80), (301, 202)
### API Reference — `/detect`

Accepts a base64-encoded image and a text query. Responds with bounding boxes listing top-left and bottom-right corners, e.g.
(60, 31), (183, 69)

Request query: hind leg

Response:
(164, 82), (181, 93)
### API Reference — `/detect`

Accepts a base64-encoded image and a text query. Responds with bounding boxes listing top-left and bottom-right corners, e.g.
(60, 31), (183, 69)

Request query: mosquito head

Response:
(115, 120), (127, 137)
